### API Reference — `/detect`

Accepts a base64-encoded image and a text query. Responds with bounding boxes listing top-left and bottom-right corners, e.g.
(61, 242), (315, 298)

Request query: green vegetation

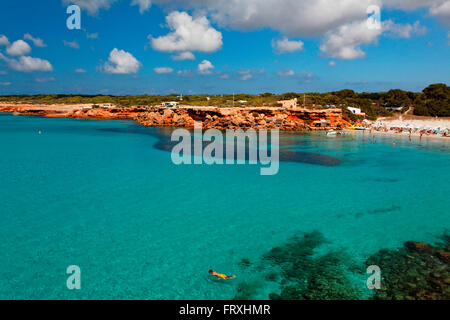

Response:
(413, 83), (450, 117)
(1, 83), (448, 119)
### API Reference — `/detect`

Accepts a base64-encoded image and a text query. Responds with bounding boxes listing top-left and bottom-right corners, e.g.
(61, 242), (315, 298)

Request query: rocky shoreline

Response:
(0, 104), (347, 131)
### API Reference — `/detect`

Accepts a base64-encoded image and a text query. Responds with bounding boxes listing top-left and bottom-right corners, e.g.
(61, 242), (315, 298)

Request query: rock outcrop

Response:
(0, 104), (347, 131)
(136, 106), (347, 131)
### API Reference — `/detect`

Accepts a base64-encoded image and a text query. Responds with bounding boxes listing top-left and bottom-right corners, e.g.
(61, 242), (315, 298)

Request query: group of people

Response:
(368, 125), (450, 140)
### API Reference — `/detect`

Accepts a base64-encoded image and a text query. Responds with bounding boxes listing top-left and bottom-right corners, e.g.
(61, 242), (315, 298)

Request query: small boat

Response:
(326, 130), (337, 136)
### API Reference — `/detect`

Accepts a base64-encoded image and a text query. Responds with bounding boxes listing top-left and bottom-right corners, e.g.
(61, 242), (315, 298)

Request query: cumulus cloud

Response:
(154, 67), (174, 74)
(131, 0), (151, 13)
(0, 53), (53, 72)
(197, 59), (214, 74)
(150, 0), (377, 37)
(64, 0), (153, 15)
(151, 11), (222, 53)
(0, 82), (11, 86)
(6, 40), (32, 56)
(384, 20), (427, 38)
(171, 51), (196, 61)
(63, 40), (80, 49)
(0, 35), (10, 46)
(272, 37), (304, 53)
(319, 20), (382, 60)
(329, 61), (336, 67)
(277, 69), (295, 77)
(429, 1), (450, 25)
(320, 18), (428, 60)
(237, 69), (265, 81)
(384, 0), (449, 25)
(103, 48), (142, 74)
(24, 34), (47, 47)
(75, 68), (87, 73)
(62, 0), (117, 15)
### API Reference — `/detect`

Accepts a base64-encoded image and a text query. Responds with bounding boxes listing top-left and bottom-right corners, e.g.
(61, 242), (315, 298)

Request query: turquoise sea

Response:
(0, 113), (449, 299)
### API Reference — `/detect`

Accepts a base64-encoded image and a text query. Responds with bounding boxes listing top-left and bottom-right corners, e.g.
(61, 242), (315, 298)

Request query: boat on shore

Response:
(326, 129), (349, 136)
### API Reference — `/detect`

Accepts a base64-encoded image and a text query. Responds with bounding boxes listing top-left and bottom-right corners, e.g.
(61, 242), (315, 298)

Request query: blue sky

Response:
(0, 0), (448, 95)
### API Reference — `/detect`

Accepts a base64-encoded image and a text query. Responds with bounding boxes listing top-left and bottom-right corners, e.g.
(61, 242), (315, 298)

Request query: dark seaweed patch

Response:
(368, 205), (401, 215)
(366, 239), (450, 300)
(236, 231), (363, 300)
(239, 258), (252, 268)
(152, 129), (341, 166)
(233, 280), (264, 300)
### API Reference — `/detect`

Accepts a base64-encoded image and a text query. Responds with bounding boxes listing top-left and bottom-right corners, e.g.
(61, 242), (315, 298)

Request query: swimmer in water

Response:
(209, 270), (236, 280)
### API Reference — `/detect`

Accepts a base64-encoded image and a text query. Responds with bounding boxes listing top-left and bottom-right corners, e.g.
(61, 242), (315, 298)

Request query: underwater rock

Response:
(405, 241), (433, 253)
(233, 280), (264, 300)
(246, 231), (363, 300)
(238, 258), (252, 268)
(366, 237), (450, 300)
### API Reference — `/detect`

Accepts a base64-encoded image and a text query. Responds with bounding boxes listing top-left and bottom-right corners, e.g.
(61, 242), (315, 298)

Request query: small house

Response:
(277, 98), (297, 108)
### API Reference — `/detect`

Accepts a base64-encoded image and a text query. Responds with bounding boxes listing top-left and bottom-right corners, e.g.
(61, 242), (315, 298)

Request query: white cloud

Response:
(171, 51), (196, 61)
(319, 20), (383, 60)
(277, 69), (295, 77)
(0, 35), (10, 46)
(384, 0), (443, 10)
(197, 60), (214, 74)
(238, 70), (252, 81)
(384, 20), (427, 38)
(35, 77), (55, 83)
(329, 61), (336, 67)
(0, 82), (11, 86)
(0, 70), (7, 75)
(151, 11), (222, 53)
(177, 69), (194, 77)
(0, 53), (53, 72)
(24, 34), (47, 47)
(86, 32), (99, 39)
(320, 19), (428, 60)
(384, 0), (450, 25)
(154, 67), (174, 74)
(6, 40), (32, 56)
(429, 1), (450, 25)
(63, 40), (80, 49)
(131, 0), (152, 14)
(297, 71), (314, 83)
(62, 0), (117, 15)
(151, 0), (377, 37)
(103, 48), (142, 74)
(75, 68), (87, 73)
(272, 37), (304, 53)
(237, 69), (265, 81)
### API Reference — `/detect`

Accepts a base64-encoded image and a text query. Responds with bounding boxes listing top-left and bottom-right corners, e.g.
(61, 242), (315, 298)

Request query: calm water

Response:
(0, 113), (449, 299)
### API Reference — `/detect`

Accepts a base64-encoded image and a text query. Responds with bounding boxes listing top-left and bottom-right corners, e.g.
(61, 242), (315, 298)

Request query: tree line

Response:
(0, 83), (448, 119)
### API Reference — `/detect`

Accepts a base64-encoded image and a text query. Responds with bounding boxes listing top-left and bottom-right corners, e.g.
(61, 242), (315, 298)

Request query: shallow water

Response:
(0, 114), (449, 299)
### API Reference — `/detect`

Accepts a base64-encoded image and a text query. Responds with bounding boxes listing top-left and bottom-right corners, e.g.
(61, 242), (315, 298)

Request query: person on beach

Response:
(209, 270), (236, 280)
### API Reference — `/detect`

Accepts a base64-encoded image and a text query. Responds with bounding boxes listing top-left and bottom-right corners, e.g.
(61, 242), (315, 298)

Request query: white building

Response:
(162, 102), (180, 108)
(347, 107), (366, 116)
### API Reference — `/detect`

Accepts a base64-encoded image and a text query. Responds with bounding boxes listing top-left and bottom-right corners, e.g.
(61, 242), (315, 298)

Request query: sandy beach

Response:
(365, 115), (450, 140)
